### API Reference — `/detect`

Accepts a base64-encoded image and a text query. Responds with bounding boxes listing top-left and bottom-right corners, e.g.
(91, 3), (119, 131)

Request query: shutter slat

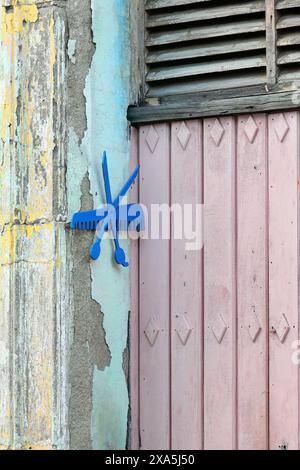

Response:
(146, 0), (211, 10)
(147, 1), (265, 28)
(276, 2), (300, 78)
(146, 18), (266, 47)
(147, 72), (266, 97)
(279, 69), (300, 82)
(277, 14), (300, 30)
(147, 37), (266, 64)
(147, 55), (266, 82)
(278, 50), (300, 65)
(277, 31), (300, 47)
(277, 0), (300, 9)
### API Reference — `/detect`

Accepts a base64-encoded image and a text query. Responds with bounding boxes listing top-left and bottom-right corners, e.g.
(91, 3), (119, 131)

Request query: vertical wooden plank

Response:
(139, 124), (170, 450)
(237, 114), (268, 450)
(171, 120), (203, 450)
(129, 126), (140, 450)
(269, 111), (299, 450)
(204, 117), (236, 450)
(266, 0), (277, 86)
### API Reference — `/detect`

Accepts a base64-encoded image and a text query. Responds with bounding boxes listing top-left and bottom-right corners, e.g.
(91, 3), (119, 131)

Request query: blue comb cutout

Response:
(71, 152), (144, 267)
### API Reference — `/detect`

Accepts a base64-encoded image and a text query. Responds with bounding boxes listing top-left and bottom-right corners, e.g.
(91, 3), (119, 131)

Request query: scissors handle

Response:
(101, 152), (129, 267)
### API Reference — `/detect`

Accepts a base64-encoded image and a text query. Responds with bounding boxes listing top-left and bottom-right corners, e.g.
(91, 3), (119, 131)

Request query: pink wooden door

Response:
(130, 112), (300, 450)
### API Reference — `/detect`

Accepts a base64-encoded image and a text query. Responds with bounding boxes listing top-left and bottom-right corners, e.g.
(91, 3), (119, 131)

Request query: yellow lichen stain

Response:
(19, 209), (26, 225)
(40, 151), (48, 168)
(26, 189), (53, 225)
(0, 442), (54, 451)
(0, 404), (12, 444)
(22, 443), (53, 451)
(0, 222), (54, 445)
(26, 359), (53, 443)
(0, 5), (57, 449)
(0, 445), (9, 450)
(26, 101), (54, 224)
(0, 225), (16, 265)
(55, 256), (61, 269)
(1, 6), (56, 228)
(0, 223), (53, 266)
(1, 5), (38, 44)
(1, 71), (17, 142)
(1, 4), (38, 140)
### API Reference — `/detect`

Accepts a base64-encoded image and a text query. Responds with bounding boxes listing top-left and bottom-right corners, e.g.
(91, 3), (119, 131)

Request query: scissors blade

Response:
(101, 152), (140, 208)
(102, 151), (113, 205)
(113, 164), (140, 206)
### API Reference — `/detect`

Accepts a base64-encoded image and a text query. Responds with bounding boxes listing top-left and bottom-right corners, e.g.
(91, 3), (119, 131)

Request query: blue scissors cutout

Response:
(71, 151), (144, 267)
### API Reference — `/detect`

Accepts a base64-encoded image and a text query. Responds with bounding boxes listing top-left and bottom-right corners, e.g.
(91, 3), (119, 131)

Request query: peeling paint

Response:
(66, 0), (132, 450)
(67, 38), (76, 64)
(69, 174), (111, 450)
(1, 0), (136, 450)
(1, 3), (38, 145)
(66, 0), (95, 143)
(0, 0), (68, 449)
(1, 5), (38, 43)
(85, 0), (131, 451)
(67, 127), (88, 220)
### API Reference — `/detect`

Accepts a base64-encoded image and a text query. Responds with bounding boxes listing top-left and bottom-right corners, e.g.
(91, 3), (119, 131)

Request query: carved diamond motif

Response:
(177, 122), (191, 150)
(247, 313), (262, 342)
(244, 116), (259, 143)
(144, 317), (159, 346)
(210, 119), (225, 147)
(176, 315), (192, 346)
(212, 314), (228, 344)
(146, 125), (159, 153)
(274, 114), (290, 142)
(275, 314), (290, 343)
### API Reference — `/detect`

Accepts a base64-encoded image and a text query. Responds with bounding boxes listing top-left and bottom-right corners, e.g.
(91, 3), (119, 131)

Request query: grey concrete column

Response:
(0, 0), (69, 449)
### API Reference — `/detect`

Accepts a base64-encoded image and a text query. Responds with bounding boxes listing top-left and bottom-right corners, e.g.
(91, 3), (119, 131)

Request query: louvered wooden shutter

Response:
(144, 0), (300, 99)
(145, 0), (267, 97)
(277, 0), (300, 85)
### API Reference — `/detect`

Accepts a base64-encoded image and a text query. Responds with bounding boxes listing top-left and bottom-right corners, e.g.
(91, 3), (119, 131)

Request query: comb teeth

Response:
(74, 218), (142, 231)
(71, 205), (144, 232)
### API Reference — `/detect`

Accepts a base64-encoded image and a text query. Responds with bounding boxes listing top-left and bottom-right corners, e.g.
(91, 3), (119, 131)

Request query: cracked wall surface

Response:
(66, 0), (138, 450)
(0, 0), (69, 449)
(0, 0), (139, 450)
(69, 174), (111, 450)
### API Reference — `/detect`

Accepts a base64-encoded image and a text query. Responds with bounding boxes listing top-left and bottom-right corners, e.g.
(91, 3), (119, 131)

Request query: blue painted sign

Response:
(71, 152), (144, 267)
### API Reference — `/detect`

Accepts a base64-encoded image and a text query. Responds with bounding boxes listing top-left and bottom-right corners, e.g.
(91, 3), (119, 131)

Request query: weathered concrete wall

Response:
(66, 0), (141, 450)
(0, 0), (140, 450)
(0, 0), (69, 449)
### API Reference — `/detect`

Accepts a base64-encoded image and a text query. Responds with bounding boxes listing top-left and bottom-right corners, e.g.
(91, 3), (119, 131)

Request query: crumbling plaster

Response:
(0, 0), (140, 450)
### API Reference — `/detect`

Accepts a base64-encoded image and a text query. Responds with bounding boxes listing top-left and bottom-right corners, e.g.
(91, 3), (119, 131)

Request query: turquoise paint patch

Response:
(81, 0), (131, 450)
